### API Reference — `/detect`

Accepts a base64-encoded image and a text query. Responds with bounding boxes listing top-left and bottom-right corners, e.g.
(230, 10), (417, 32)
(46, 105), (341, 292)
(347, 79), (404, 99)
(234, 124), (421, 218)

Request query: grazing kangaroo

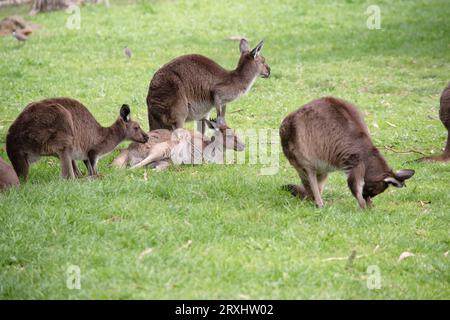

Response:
(280, 97), (415, 209)
(147, 39), (270, 132)
(418, 82), (450, 162)
(0, 157), (19, 191)
(6, 97), (149, 180)
(112, 119), (245, 170)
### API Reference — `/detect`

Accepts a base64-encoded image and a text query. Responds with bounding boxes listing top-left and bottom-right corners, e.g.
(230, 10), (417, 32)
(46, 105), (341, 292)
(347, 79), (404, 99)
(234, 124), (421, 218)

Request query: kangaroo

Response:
(147, 39), (270, 133)
(6, 97), (149, 180)
(418, 82), (450, 162)
(280, 97), (415, 209)
(0, 157), (19, 191)
(112, 119), (245, 171)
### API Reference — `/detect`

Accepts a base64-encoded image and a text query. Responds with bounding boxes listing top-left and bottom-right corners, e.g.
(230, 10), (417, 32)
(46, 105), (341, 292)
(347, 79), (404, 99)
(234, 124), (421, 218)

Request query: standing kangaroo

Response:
(418, 82), (450, 162)
(280, 97), (415, 209)
(6, 97), (148, 180)
(112, 119), (245, 170)
(147, 39), (270, 132)
(0, 157), (19, 191)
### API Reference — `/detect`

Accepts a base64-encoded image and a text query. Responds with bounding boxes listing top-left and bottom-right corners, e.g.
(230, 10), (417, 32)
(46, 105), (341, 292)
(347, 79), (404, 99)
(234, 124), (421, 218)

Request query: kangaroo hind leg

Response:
(58, 149), (75, 179)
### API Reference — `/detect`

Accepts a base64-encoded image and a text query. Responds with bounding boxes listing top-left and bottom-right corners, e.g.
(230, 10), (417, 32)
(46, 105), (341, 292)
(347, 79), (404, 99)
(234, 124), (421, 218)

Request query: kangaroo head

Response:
(238, 39), (271, 78)
(205, 118), (245, 152)
(363, 169), (415, 200)
(119, 104), (149, 143)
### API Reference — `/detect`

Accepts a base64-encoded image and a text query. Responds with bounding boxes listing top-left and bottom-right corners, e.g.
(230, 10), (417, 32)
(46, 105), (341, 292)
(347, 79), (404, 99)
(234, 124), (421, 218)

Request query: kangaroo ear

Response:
(120, 104), (131, 122)
(395, 169), (415, 181)
(239, 38), (250, 53)
(250, 40), (264, 58)
(384, 177), (404, 188)
(384, 169), (415, 188)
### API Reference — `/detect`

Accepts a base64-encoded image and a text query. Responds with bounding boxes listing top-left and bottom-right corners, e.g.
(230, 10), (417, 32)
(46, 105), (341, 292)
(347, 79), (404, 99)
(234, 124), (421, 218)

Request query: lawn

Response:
(0, 0), (449, 299)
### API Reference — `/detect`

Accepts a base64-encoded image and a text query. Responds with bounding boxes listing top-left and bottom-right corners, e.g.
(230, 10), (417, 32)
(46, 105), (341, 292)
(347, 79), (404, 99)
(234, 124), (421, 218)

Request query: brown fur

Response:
(147, 39), (270, 132)
(418, 82), (450, 162)
(112, 119), (245, 170)
(6, 97), (148, 180)
(0, 157), (19, 191)
(280, 97), (415, 208)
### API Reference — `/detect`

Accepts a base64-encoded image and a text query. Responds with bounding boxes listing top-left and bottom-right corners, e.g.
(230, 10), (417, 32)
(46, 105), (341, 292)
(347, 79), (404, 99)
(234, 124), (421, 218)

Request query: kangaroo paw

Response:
(283, 184), (309, 199)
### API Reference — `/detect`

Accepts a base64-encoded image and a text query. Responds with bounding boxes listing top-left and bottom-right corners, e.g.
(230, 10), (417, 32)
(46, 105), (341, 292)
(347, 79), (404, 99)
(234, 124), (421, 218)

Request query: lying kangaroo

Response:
(280, 96), (415, 209)
(147, 39), (270, 132)
(112, 119), (245, 171)
(6, 97), (148, 180)
(0, 157), (19, 191)
(418, 82), (450, 162)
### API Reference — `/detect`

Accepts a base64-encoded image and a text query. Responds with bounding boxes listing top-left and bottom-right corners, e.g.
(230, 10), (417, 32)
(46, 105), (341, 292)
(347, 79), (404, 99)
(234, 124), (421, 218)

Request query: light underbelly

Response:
(187, 102), (213, 121)
(314, 160), (338, 174)
(71, 149), (87, 160)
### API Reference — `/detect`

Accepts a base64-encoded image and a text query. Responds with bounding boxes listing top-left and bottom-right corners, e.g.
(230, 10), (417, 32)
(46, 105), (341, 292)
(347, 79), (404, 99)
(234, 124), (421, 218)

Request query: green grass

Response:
(0, 0), (449, 299)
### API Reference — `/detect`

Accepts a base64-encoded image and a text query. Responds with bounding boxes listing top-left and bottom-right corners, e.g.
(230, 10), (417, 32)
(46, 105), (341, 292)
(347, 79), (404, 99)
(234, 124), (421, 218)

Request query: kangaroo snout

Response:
(261, 65), (271, 78)
(127, 126), (148, 143)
